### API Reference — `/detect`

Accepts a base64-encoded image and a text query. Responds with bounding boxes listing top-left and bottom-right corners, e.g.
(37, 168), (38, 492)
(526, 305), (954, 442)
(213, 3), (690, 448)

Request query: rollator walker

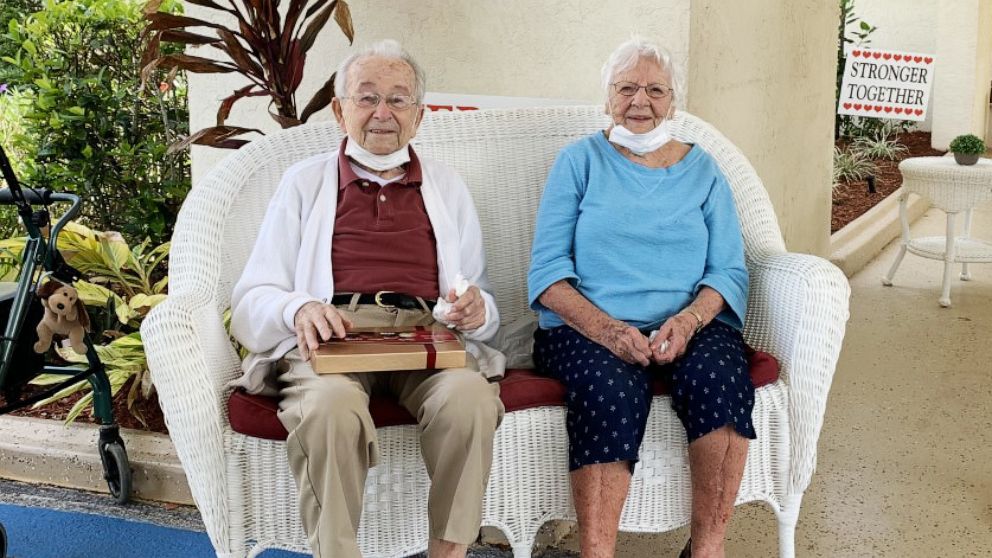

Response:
(0, 144), (131, 558)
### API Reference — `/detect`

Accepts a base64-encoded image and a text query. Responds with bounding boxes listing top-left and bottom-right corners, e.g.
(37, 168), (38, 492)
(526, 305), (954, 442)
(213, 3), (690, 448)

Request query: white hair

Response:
(601, 36), (684, 108)
(334, 39), (426, 103)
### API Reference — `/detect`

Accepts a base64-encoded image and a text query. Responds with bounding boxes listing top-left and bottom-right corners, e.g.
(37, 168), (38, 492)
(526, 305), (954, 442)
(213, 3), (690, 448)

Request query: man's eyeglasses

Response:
(611, 82), (673, 100)
(346, 93), (418, 111)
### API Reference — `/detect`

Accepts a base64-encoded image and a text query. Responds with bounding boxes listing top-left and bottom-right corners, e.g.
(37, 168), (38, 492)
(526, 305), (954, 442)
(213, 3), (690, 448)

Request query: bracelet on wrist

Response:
(679, 308), (704, 336)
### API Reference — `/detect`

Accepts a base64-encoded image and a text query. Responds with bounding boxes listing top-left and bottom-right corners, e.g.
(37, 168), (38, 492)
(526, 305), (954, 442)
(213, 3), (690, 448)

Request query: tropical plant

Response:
(2, 0), (191, 243)
(949, 134), (986, 155)
(851, 125), (908, 160)
(140, 0), (355, 151)
(832, 146), (876, 186)
(0, 221), (168, 425)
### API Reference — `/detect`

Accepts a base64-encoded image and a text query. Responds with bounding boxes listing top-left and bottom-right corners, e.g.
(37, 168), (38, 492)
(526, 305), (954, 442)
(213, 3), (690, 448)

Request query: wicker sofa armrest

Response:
(745, 252), (850, 494)
(141, 292), (240, 553)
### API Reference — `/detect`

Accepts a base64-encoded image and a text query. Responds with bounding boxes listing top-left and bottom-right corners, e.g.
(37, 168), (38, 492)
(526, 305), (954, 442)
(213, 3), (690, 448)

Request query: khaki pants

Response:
(277, 304), (504, 558)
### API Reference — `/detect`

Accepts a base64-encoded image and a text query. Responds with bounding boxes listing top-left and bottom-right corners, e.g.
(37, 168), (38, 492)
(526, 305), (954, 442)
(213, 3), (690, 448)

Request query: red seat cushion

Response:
(228, 350), (780, 441)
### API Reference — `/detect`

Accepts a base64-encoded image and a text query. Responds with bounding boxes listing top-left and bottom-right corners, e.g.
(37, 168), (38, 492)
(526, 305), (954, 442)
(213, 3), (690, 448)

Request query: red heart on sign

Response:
(924, 57), (933, 64)
(852, 50), (861, 57)
(874, 106), (883, 112)
(883, 106), (892, 113)
(894, 107), (904, 114)
(843, 103), (852, 110)
(872, 52), (882, 59)
(853, 104), (863, 111)
(914, 109), (923, 116)
(883, 53), (892, 60)
(913, 56), (922, 63)
(894, 54), (903, 61)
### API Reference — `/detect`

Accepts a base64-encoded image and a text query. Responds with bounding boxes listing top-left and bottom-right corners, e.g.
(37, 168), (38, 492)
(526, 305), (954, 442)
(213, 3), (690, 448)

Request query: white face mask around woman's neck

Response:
(344, 137), (411, 172)
(607, 102), (675, 156)
(607, 120), (673, 156)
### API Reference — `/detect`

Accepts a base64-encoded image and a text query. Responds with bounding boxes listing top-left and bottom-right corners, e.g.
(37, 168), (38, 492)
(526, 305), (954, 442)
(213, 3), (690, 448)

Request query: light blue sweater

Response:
(528, 133), (748, 331)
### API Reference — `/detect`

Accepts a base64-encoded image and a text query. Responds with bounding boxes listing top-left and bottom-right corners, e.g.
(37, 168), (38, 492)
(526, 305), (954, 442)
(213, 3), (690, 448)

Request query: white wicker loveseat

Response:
(141, 106), (850, 558)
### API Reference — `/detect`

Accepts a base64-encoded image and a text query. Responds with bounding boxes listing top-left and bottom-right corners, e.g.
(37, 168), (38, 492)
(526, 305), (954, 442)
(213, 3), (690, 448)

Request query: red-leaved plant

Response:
(140, 0), (354, 151)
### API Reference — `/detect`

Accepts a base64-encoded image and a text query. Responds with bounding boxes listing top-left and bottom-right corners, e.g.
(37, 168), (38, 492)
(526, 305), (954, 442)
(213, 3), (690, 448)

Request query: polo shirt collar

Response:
(337, 137), (423, 190)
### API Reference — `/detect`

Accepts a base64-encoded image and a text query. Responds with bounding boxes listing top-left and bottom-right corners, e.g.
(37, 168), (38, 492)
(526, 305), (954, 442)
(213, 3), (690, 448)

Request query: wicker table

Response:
(882, 156), (992, 307)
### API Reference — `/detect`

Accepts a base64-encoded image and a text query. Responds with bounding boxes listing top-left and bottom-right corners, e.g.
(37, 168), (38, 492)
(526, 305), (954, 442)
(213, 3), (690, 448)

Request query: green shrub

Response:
(833, 146), (876, 186)
(852, 125), (908, 160)
(2, 0), (190, 244)
(949, 134), (986, 155)
(0, 0), (43, 84)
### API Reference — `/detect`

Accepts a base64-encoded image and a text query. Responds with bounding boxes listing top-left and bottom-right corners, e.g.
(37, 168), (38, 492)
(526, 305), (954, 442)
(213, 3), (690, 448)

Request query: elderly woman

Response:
(527, 37), (753, 558)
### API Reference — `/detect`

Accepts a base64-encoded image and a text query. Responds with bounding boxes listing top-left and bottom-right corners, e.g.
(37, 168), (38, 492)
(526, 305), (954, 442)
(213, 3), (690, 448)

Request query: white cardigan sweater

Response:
(230, 151), (504, 395)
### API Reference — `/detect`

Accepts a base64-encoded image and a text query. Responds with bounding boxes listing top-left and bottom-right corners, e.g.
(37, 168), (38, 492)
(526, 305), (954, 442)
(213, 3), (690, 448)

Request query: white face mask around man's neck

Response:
(344, 137), (411, 172)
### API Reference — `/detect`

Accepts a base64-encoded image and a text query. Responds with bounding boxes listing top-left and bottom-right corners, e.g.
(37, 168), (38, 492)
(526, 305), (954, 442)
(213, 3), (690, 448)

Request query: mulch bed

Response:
(831, 131), (945, 233)
(4, 376), (169, 434)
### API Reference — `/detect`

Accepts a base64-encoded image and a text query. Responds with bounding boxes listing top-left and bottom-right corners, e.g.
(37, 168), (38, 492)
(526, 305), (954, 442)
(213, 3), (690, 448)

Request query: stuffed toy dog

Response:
(34, 280), (89, 355)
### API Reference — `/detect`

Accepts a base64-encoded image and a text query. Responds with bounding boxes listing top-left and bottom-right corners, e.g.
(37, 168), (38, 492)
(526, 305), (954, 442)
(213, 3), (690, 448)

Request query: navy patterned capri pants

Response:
(533, 320), (756, 471)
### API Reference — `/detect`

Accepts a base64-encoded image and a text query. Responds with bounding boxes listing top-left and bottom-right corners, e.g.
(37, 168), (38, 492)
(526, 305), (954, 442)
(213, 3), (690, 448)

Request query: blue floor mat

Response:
(0, 503), (307, 558)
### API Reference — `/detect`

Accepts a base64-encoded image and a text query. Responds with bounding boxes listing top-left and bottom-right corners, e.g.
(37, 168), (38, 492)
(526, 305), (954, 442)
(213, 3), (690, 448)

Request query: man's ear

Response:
(414, 104), (425, 128)
(331, 97), (346, 129)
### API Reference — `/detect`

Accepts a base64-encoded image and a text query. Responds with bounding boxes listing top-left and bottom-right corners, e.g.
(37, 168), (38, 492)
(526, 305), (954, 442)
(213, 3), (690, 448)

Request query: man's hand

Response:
(649, 313), (696, 365)
(294, 302), (352, 361)
(443, 285), (486, 331)
(601, 320), (652, 367)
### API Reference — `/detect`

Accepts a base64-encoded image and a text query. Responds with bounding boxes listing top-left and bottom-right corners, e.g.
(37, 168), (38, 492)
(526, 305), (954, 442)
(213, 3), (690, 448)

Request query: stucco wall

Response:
(973, 1), (992, 146)
(857, 0), (937, 55)
(187, 0), (691, 179)
(687, 0), (838, 256)
(932, 0), (992, 148)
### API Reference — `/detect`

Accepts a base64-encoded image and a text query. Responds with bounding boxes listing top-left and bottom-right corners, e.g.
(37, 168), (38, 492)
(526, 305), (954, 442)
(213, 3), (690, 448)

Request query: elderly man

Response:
(230, 40), (505, 558)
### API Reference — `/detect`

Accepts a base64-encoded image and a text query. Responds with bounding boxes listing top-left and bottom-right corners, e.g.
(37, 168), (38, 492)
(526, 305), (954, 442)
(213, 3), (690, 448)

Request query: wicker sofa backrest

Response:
(172, 106), (785, 335)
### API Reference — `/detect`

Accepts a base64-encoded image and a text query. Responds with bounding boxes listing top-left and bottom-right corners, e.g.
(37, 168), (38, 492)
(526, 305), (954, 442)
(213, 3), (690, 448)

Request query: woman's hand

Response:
(601, 320), (653, 366)
(294, 302), (353, 361)
(444, 285), (486, 332)
(649, 313), (696, 365)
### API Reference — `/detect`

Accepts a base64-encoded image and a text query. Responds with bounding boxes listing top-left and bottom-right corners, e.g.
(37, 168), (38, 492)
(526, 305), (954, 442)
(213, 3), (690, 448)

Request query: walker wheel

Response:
(99, 440), (132, 504)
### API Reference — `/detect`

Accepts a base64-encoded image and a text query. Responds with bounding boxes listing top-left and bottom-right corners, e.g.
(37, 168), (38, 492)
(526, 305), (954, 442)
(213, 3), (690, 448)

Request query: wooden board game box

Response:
(312, 325), (466, 374)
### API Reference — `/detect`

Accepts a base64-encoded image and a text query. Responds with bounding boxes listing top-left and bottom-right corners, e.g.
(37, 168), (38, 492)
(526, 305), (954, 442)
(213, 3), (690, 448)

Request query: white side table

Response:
(881, 156), (992, 307)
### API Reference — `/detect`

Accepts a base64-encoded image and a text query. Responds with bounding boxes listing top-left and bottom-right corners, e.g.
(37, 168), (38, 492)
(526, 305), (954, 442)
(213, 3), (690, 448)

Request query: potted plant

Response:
(949, 134), (986, 166)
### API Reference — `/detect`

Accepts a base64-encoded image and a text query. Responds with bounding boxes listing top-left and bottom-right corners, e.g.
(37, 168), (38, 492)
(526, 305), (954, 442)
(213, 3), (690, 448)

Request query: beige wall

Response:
(857, 0), (937, 54)
(187, 0), (838, 255)
(687, 0), (838, 256)
(932, 0), (992, 148)
(974, 1), (992, 146)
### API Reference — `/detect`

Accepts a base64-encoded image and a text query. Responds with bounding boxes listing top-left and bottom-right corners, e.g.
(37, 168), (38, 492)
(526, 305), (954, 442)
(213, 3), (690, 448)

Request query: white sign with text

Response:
(838, 48), (935, 122)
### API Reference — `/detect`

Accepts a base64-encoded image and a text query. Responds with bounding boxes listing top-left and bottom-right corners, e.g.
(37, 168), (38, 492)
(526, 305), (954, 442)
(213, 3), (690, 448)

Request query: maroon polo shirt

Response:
(332, 139), (440, 299)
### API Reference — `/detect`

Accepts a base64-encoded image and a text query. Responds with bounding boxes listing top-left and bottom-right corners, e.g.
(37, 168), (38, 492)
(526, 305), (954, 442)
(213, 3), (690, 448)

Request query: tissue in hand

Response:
(433, 273), (471, 326)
